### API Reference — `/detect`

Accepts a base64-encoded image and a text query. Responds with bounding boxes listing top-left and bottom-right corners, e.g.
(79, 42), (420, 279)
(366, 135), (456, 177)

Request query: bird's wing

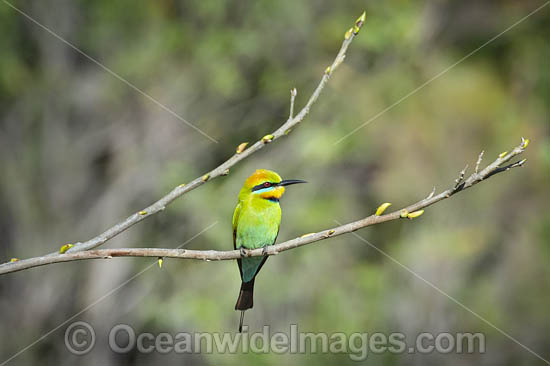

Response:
(232, 202), (243, 278)
(232, 202), (242, 250)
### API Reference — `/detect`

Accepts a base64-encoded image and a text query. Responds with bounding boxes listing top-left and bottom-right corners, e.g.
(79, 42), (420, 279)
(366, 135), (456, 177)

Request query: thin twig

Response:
(475, 150), (484, 174)
(426, 186), (436, 200)
(289, 88), (297, 119)
(454, 164), (468, 190)
(31, 14), (365, 257)
(0, 139), (528, 275)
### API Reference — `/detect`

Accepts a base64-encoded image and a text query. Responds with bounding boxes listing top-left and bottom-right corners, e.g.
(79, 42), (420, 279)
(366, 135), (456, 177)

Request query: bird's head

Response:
(239, 169), (306, 202)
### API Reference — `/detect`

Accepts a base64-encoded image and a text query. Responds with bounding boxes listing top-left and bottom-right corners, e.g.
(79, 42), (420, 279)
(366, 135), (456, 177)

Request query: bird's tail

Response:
(235, 279), (255, 310)
(235, 280), (255, 332)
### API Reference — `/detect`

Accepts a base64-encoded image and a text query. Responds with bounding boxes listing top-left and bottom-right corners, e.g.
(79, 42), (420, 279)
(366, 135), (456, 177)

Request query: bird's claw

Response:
(239, 247), (247, 258)
(262, 246), (268, 256)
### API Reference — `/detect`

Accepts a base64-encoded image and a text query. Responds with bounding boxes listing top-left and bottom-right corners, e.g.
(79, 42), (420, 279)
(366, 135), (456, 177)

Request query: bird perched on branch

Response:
(233, 169), (306, 332)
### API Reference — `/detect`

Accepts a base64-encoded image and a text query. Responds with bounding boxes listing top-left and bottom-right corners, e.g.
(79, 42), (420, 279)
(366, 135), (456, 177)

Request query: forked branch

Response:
(0, 138), (528, 275)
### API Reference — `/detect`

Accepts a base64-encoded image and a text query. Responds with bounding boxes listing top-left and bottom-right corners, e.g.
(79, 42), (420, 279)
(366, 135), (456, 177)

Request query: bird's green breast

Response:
(235, 199), (281, 249)
(234, 198), (281, 282)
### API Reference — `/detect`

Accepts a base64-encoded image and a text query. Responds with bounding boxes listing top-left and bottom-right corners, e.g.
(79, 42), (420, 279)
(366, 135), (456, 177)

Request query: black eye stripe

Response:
(251, 182), (278, 191)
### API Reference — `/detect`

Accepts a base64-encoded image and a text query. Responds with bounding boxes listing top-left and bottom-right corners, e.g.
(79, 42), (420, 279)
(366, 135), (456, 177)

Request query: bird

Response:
(233, 169), (306, 332)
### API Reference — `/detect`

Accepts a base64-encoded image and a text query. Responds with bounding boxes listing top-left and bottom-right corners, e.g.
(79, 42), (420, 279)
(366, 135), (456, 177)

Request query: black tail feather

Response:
(235, 279), (254, 310)
(235, 280), (254, 332)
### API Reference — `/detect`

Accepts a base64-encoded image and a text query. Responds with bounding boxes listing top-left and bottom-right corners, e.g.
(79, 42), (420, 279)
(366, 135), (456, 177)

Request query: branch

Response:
(24, 13), (366, 258)
(0, 138), (528, 275)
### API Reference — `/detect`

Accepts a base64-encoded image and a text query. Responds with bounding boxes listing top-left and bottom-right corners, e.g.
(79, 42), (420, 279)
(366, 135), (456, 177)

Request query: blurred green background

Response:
(0, 0), (549, 365)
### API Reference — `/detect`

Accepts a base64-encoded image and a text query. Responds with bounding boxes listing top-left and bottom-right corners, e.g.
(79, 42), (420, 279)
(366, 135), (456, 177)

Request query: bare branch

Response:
(0, 139), (528, 275)
(28, 14), (365, 258)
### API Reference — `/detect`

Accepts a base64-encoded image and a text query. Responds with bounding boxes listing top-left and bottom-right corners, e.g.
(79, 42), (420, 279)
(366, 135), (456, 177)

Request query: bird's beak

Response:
(278, 179), (307, 187)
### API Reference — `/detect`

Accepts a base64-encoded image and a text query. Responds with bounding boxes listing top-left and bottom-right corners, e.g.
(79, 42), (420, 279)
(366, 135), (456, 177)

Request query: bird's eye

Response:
(263, 182), (271, 188)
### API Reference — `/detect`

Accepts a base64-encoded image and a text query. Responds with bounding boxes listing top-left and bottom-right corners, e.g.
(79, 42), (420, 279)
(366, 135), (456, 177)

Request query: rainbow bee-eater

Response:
(233, 169), (306, 332)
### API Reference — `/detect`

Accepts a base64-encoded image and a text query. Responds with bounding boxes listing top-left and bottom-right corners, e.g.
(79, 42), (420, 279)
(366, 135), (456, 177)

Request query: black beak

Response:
(278, 179), (307, 187)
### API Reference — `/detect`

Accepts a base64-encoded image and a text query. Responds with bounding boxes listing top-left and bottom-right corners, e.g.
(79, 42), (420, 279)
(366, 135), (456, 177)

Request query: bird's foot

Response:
(262, 246), (269, 256)
(239, 247), (248, 258)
